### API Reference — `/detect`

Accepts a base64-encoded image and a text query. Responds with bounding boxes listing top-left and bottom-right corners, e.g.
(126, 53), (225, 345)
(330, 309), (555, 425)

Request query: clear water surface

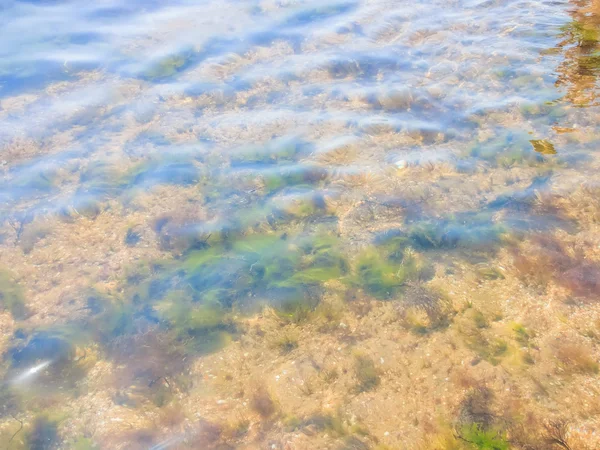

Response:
(1, 0), (599, 448)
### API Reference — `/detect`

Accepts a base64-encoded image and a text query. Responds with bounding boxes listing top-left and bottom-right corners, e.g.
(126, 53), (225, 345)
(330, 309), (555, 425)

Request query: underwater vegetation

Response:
(2, 165), (59, 205)
(182, 230), (348, 316)
(5, 328), (93, 396)
(79, 161), (127, 196)
(375, 212), (507, 256)
(284, 3), (357, 27)
(553, 183), (600, 225)
(512, 234), (600, 298)
(251, 386), (277, 418)
(0, 269), (28, 319)
(409, 218), (505, 252)
(0, 230), (350, 407)
(350, 248), (412, 299)
(353, 354), (380, 393)
(470, 130), (558, 167)
(400, 284), (455, 333)
(124, 227), (142, 246)
(25, 414), (61, 450)
(154, 290), (235, 354)
(229, 138), (312, 167)
(141, 47), (195, 81)
(458, 424), (510, 450)
(560, 19), (600, 47)
(453, 387), (512, 449)
(554, 341), (599, 375)
(259, 165), (329, 195)
(130, 160), (201, 187)
(349, 227), (447, 300)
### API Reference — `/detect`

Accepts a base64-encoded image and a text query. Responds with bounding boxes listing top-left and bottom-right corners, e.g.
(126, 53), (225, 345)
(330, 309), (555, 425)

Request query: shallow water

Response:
(1, 0), (600, 449)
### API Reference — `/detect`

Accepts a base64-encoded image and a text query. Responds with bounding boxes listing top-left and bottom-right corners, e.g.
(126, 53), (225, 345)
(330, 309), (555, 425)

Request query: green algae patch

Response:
(0, 270), (29, 320)
(401, 285), (455, 333)
(353, 354), (380, 393)
(470, 130), (556, 167)
(260, 165), (328, 195)
(377, 213), (507, 257)
(157, 295), (226, 332)
(352, 249), (406, 299)
(21, 411), (70, 450)
(560, 20), (600, 47)
(183, 231), (348, 314)
(230, 138), (311, 166)
(463, 329), (509, 366)
(154, 291), (235, 353)
(142, 48), (194, 81)
(79, 161), (127, 195)
(82, 230), (351, 364)
(512, 323), (535, 347)
(16, 169), (58, 193)
(411, 217), (506, 253)
(459, 424), (510, 450)
(71, 436), (99, 450)
(349, 238), (432, 299)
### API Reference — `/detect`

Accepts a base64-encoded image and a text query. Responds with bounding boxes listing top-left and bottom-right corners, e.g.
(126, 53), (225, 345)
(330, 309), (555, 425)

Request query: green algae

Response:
(0, 270), (28, 319)
(71, 436), (99, 450)
(183, 230), (347, 314)
(142, 49), (194, 80)
(260, 165), (328, 195)
(376, 214), (506, 256)
(402, 285), (455, 333)
(560, 20), (600, 47)
(348, 233), (438, 299)
(463, 329), (509, 366)
(230, 138), (310, 166)
(351, 249), (407, 299)
(513, 323), (535, 348)
(470, 130), (552, 167)
(3, 2), (600, 448)
(79, 161), (125, 195)
(476, 266), (505, 280)
(459, 424), (510, 450)
(272, 331), (299, 354)
(27, 416), (60, 450)
(75, 231), (350, 363)
(353, 354), (380, 393)
(16, 169), (57, 193)
(155, 291), (234, 353)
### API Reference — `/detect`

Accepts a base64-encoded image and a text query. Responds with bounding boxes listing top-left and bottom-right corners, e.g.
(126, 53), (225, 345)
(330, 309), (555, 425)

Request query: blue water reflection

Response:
(1, 0), (600, 447)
